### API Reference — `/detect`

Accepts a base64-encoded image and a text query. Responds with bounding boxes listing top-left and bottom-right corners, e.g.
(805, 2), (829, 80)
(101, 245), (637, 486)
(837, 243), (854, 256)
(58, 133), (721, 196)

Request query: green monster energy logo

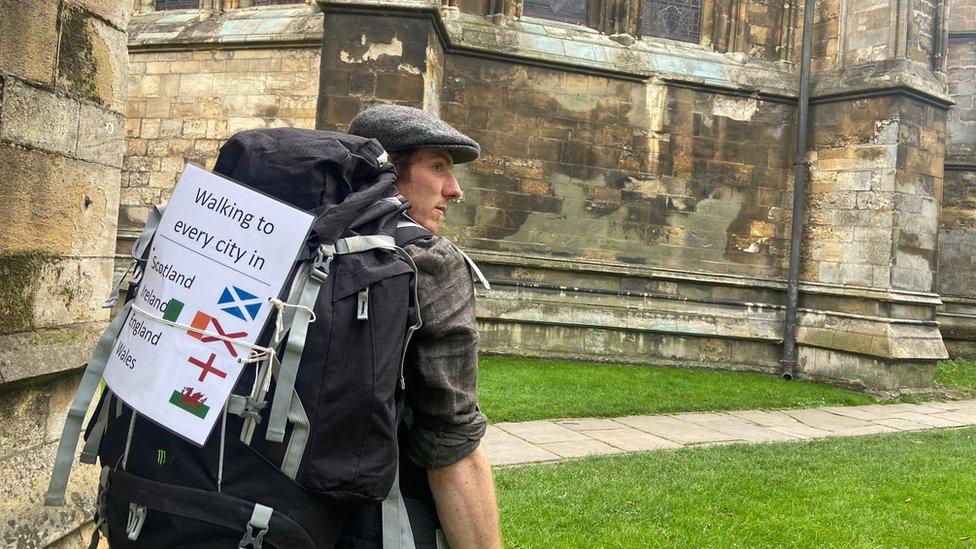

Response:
(156, 449), (168, 466)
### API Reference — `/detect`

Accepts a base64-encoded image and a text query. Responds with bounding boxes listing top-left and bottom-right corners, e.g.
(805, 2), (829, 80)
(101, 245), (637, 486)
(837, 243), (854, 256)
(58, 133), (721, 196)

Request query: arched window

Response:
(640, 0), (703, 43)
(155, 0), (198, 9)
(522, 0), (589, 26)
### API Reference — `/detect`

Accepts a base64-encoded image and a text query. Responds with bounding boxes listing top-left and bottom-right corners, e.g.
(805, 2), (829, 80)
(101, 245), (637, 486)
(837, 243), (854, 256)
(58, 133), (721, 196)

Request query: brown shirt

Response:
(401, 235), (487, 470)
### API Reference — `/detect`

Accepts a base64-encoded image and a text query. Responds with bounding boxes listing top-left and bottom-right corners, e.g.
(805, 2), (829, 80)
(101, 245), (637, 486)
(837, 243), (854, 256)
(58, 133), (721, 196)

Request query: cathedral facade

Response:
(121, 0), (975, 391)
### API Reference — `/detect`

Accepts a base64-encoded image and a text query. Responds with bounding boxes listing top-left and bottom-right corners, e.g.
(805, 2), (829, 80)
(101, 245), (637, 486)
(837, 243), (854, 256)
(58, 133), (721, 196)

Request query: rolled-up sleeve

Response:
(402, 236), (487, 470)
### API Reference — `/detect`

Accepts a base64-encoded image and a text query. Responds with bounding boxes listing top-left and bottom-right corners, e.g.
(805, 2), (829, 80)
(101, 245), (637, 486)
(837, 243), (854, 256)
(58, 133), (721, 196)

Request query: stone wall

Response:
(312, 0), (959, 391)
(121, 6), (322, 235)
(439, 59), (795, 278)
(937, 0), (976, 355)
(0, 0), (129, 545)
(118, 0), (972, 394)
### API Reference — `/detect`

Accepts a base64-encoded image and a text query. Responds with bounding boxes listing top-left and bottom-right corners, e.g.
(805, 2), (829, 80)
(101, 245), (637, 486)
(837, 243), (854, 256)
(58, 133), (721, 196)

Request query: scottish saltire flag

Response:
(218, 286), (262, 321)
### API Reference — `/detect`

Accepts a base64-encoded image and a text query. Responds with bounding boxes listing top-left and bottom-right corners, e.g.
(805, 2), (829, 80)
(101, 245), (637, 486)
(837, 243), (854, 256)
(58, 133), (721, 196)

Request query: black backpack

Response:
(46, 128), (435, 548)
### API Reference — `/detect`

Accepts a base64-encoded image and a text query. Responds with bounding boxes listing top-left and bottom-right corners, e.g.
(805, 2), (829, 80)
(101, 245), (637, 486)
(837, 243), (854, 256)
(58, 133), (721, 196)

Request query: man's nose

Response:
(443, 173), (462, 199)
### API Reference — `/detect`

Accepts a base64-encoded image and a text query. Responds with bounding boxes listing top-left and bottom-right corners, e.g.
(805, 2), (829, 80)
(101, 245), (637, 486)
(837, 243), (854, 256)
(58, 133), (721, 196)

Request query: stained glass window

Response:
(640, 0), (702, 43)
(523, 0), (588, 26)
(155, 0), (198, 9)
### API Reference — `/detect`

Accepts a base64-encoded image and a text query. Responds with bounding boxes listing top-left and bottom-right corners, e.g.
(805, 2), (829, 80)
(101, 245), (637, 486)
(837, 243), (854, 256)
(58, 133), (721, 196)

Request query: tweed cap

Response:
(348, 104), (480, 164)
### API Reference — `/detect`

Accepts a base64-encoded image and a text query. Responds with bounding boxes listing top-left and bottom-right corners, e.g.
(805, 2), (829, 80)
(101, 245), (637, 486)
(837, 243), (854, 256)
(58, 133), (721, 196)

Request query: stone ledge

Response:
(324, 0), (799, 99)
(0, 322), (104, 386)
(128, 5), (324, 49)
(810, 58), (953, 108)
(130, 0), (799, 100)
(469, 249), (944, 307)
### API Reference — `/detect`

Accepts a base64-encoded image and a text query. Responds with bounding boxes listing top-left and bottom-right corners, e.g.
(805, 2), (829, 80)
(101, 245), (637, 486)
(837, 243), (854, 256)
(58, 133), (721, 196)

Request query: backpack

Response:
(45, 128), (436, 548)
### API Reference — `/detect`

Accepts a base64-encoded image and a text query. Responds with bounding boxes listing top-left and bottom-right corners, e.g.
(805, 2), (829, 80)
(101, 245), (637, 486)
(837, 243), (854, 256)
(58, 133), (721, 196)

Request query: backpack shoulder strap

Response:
(395, 217), (433, 248)
(396, 218), (489, 290)
(45, 300), (133, 506)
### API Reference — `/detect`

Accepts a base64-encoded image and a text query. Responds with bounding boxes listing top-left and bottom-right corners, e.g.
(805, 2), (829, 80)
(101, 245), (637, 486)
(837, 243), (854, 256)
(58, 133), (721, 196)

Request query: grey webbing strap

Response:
(80, 390), (113, 464)
(397, 216), (424, 230)
(132, 204), (165, 260)
(88, 465), (110, 549)
(122, 411), (137, 470)
(436, 529), (450, 549)
(279, 390), (309, 479)
(265, 267), (325, 443)
(103, 205), (165, 308)
(322, 234), (396, 256)
(277, 261), (313, 339)
(381, 461), (417, 549)
(239, 503), (273, 549)
(454, 246), (491, 291)
(392, 247), (422, 390)
(227, 394), (247, 415)
(396, 217), (490, 290)
(45, 301), (132, 506)
(240, 353), (276, 445)
(382, 400), (417, 549)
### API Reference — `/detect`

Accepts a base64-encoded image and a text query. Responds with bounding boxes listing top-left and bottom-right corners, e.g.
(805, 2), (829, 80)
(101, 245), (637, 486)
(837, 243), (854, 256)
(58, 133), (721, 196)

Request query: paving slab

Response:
(727, 409), (807, 427)
(925, 401), (966, 411)
(931, 411), (976, 425)
(539, 439), (624, 459)
(670, 411), (735, 425)
(836, 424), (900, 436)
(585, 428), (682, 452)
(887, 411), (968, 428)
(616, 415), (737, 444)
(495, 420), (591, 444)
(871, 418), (929, 431)
(876, 403), (949, 414)
(482, 400), (976, 467)
(555, 418), (626, 431)
(948, 401), (976, 412)
(680, 416), (800, 443)
(482, 426), (560, 466)
(766, 423), (834, 440)
(819, 405), (900, 421)
(782, 409), (875, 433)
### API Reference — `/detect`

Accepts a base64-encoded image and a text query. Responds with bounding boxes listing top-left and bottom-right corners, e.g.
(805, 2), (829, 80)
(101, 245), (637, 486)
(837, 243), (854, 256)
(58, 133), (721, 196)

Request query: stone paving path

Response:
(483, 400), (976, 466)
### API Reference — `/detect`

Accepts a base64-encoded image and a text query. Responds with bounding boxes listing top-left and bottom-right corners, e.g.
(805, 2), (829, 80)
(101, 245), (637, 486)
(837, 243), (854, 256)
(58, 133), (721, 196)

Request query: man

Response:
(341, 104), (501, 549)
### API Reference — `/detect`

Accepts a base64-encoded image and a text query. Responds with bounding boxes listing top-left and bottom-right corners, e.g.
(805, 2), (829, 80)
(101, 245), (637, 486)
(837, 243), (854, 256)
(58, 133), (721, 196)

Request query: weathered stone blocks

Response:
(57, 3), (130, 114)
(0, 145), (120, 258)
(0, 374), (102, 548)
(0, 0), (60, 86)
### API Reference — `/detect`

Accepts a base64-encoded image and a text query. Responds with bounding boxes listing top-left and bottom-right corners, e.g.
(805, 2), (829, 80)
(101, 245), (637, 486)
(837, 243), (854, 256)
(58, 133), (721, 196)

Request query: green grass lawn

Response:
(478, 356), (876, 423)
(496, 427), (976, 548)
(937, 359), (976, 395)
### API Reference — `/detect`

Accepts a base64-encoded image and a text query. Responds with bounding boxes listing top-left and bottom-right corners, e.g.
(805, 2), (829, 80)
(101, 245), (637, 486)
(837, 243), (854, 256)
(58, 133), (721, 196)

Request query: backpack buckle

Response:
(312, 251), (333, 280)
(238, 523), (267, 549)
(238, 504), (273, 549)
(125, 502), (147, 541)
(241, 396), (267, 424)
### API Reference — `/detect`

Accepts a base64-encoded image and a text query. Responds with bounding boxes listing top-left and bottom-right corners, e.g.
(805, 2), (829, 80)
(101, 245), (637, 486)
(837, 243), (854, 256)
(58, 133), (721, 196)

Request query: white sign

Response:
(103, 164), (314, 445)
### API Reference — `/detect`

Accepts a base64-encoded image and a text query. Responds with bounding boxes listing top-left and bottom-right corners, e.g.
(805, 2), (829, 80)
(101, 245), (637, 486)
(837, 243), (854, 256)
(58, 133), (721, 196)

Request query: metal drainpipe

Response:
(781, 0), (817, 380)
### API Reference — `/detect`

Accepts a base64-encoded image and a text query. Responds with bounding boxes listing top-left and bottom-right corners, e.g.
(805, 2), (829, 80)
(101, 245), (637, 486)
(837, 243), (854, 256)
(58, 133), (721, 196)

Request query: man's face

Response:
(396, 148), (462, 234)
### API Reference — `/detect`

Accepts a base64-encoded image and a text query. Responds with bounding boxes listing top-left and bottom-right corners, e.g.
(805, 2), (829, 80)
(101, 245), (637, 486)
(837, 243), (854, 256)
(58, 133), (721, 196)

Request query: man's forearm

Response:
(427, 446), (501, 549)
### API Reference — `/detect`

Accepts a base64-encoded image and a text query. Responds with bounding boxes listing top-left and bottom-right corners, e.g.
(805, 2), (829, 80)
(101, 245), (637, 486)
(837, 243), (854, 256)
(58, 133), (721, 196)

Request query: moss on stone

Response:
(57, 4), (100, 103)
(0, 251), (56, 335)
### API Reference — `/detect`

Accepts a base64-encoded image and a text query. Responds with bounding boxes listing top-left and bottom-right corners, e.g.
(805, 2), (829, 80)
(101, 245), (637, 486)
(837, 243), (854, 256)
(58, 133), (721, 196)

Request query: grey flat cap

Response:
(348, 104), (480, 164)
